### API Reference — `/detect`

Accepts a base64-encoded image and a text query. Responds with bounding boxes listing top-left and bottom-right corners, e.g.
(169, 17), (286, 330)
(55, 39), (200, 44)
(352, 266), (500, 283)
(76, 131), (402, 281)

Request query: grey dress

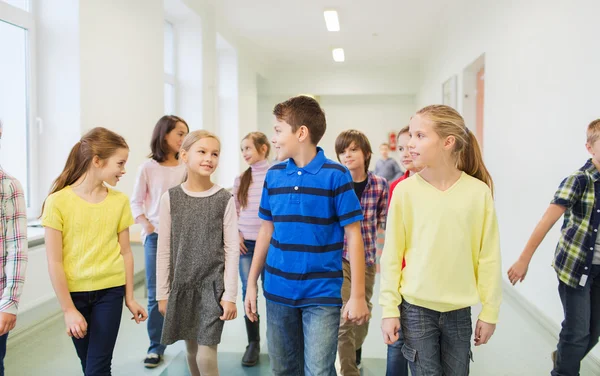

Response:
(161, 185), (232, 346)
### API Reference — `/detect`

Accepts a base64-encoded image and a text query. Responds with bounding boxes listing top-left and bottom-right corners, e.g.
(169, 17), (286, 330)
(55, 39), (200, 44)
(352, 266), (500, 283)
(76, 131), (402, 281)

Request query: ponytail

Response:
(237, 167), (253, 209)
(458, 130), (494, 196)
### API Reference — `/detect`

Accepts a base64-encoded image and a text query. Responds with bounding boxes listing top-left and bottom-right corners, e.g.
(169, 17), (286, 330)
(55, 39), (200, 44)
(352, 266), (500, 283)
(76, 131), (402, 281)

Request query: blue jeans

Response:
(144, 233), (166, 355)
(386, 309), (409, 376)
(0, 332), (7, 376)
(266, 300), (341, 376)
(553, 265), (600, 376)
(401, 301), (472, 376)
(239, 240), (264, 308)
(71, 286), (125, 376)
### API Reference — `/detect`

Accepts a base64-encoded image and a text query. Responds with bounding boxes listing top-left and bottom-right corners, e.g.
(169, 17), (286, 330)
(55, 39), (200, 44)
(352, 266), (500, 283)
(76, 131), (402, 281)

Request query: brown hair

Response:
(587, 119), (600, 144)
(149, 115), (189, 162)
(273, 95), (326, 145)
(417, 105), (494, 194)
(238, 132), (271, 209)
(397, 125), (410, 139)
(334, 130), (373, 173)
(43, 127), (128, 212)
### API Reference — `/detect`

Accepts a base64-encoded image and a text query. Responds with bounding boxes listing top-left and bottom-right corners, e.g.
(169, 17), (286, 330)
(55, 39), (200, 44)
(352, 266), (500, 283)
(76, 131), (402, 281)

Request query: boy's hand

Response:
(158, 299), (167, 316)
(343, 297), (370, 325)
(126, 299), (148, 323)
(474, 320), (496, 346)
(508, 258), (529, 285)
(381, 317), (400, 345)
(220, 301), (237, 321)
(0, 312), (17, 336)
(244, 283), (258, 322)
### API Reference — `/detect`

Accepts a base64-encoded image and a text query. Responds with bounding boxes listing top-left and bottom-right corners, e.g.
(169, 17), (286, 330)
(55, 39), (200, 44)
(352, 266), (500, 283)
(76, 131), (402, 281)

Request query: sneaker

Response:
(144, 353), (163, 369)
(356, 348), (362, 370)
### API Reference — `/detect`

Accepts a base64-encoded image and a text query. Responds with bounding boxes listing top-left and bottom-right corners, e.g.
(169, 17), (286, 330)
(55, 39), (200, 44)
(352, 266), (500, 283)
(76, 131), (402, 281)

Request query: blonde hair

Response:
(587, 119), (600, 144)
(181, 130), (221, 153)
(417, 105), (494, 195)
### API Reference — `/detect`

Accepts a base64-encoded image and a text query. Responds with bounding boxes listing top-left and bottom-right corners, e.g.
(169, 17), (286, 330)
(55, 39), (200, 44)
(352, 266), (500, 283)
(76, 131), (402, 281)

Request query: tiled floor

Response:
(6, 277), (600, 375)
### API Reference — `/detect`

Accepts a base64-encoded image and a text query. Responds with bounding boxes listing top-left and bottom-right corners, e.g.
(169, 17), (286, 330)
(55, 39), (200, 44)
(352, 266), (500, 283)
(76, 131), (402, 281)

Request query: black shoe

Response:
(242, 316), (261, 367)
(144, 353), (163, 368)
(356, 347), (362, 369)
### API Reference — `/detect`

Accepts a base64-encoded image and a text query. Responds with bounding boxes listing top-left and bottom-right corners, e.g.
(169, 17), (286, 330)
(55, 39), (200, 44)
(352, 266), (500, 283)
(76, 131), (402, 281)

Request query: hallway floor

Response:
(5, 278), (599, 375)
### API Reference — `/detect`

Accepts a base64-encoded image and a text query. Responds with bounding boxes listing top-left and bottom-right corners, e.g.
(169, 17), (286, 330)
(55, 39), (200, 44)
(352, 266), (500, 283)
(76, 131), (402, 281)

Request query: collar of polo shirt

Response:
(286, 147), (326, 175)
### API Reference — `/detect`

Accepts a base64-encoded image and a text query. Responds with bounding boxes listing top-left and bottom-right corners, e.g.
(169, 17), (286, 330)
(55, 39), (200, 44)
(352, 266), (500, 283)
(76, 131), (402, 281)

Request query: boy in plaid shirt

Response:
(335, 130), (388, 375)
(508, 119), (600, 375)
(0, 121), (28, 375)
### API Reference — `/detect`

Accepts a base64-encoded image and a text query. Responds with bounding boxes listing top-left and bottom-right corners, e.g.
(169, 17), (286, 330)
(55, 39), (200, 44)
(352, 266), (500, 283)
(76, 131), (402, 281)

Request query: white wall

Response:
(416, 0), (600, 358)
(258, 95), (416, 169)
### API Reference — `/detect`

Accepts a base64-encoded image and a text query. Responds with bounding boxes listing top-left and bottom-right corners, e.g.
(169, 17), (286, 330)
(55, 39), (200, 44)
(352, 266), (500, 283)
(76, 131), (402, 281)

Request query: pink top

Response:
(130, 159), (186, 239)
(232, 159), (269, 241)
(156, 184), (239, 302)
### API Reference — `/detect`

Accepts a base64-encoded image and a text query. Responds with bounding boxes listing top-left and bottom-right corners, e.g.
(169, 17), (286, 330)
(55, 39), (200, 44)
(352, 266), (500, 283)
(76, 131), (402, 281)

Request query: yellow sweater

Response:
(379, 173), (502, 323)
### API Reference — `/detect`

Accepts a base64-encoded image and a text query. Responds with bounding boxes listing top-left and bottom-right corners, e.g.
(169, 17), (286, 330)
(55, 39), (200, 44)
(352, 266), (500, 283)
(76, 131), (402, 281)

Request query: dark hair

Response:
(238, 132), (270, 209)
(273, 96), (326, 145)
(149, 115), (189, 162)
(42, 127), (128, 212)
(335, 130), (373, 174)
(397, 125), (410, 139)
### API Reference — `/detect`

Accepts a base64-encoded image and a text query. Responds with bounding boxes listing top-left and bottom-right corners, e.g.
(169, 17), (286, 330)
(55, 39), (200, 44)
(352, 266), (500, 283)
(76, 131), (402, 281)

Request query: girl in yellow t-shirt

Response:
(42, 127), (147, 375)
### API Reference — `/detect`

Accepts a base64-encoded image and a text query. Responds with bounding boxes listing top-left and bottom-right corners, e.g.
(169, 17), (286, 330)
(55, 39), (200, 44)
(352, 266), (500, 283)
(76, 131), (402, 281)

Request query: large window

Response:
(164, 21), (175, 114)
(0, 0), (37, 217)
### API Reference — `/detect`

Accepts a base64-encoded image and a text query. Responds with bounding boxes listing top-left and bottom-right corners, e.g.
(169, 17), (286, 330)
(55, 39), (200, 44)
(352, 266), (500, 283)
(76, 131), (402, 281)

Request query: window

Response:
(164, 21), (175, 114)
(0, 0), (38, 218)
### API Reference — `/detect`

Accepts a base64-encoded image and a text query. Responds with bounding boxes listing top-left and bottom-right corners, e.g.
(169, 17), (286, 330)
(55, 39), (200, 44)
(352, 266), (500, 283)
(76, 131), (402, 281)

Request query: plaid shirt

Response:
(552, 159), (600, 289)
(0, 168), (28, 315)
(342, 172), (389, 266)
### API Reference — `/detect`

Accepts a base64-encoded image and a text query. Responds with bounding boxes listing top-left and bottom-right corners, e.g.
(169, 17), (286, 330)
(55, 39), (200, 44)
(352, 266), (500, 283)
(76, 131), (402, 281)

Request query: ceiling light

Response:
(332, 48), (345, 62)
(324, 10), (340, 32)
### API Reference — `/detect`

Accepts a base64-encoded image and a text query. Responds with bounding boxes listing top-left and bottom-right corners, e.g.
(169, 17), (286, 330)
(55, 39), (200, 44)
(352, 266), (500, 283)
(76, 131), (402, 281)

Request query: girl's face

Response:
(338, 141), (368, 173)
(165, 121), (189, 155)
(408, 115), (450, 170)
(182, 137), (220, 177)
(241, 138), (267, 166)
(96, 147), (129, 186)
(397, 133), (416, 171)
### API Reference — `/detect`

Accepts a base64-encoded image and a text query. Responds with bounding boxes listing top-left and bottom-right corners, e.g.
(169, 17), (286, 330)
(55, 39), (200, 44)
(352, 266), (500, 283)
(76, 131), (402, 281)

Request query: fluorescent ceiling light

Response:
(324, 10), (340, 32)
(332, 48), (345, 62)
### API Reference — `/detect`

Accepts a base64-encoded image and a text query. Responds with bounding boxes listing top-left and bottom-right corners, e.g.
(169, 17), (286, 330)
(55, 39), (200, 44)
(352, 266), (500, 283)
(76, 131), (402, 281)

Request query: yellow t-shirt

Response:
(379, 172), (502, 323)
(42, 186), (134, 292)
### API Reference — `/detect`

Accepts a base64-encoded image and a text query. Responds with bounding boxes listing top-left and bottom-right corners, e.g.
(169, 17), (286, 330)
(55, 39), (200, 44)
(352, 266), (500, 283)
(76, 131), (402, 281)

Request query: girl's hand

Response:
(244, 284), (258, 322)
(239, 233), (248, 255)
(381, 317), (400, 345)
(64, 308), (88, 339)
(474, 320), (496, 346)
(158, 299), (167, 316)
(126, 300), (148, 323)
(143, 222), (155, 234)
(507, 258), (529, 285)
(220, 300), (237, 321)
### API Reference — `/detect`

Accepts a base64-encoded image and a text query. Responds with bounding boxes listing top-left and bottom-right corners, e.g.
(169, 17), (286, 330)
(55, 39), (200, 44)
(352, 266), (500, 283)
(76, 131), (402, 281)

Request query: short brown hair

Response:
(398, 125), (409, 139)
(273, 96), (326, 145)
(335, 130), (373, 173)
(587, 119), (600, 144)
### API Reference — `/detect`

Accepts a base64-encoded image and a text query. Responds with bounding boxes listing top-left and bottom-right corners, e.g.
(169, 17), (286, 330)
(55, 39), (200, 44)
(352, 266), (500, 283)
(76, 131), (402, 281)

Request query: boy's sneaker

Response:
(144, 353), (163, 369)
(356, 348), (362, 370)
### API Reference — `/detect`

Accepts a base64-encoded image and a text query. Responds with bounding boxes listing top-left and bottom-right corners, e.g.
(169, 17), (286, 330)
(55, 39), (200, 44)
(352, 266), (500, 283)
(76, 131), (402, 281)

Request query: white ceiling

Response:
(213, 0), (454, 69)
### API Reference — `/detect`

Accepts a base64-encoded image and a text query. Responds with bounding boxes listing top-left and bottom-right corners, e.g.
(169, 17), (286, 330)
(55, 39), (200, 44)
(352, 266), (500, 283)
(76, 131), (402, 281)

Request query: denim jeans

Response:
(266, 300), (341, 376)
(239, 240), (264, 307)
(0, 332), (7, 376)
(552, 264), (600, 376)
(386, 306), (409, 376)
(71, 286), (125, 376)
(144, 233), (166, 355)
(401, 300), (472, 376)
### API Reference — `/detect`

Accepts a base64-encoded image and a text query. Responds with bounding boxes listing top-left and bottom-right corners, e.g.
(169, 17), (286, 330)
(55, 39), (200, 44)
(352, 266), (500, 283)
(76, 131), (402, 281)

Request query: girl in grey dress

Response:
(156, 130), (239, 376)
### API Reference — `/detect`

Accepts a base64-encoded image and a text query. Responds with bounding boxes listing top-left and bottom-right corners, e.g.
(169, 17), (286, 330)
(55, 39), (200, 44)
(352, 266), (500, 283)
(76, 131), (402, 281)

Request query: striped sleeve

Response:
(258, 172), (273, 221)
(334, 170), (363, 227)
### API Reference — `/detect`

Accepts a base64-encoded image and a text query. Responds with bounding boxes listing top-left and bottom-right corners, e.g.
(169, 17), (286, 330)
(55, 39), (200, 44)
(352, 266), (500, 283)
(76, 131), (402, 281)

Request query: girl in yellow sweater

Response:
(380, 105), (502, 375)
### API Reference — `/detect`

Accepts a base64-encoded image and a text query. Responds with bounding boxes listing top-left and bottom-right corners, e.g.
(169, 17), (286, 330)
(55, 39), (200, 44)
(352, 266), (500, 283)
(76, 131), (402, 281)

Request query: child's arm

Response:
(118, 229), (147, 323)
(0, 178), (28, 336)
(220, 197), (239, 321)
(343, 222), (370, 325)
(130, 166), (153, 234)
(156, 192), (172, 315)
(508, 204), (566, 284)
(377, 179), (389, 229)
(244, 220), (273, 322)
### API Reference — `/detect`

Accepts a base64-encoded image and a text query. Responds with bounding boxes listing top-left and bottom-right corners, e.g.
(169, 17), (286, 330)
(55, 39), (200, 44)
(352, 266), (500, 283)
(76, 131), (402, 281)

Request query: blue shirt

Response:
(258, 147), (363, 307)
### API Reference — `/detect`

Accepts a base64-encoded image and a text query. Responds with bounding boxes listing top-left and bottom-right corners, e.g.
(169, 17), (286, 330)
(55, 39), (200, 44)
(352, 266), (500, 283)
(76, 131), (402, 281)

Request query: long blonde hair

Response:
(417, 105), (494, 195)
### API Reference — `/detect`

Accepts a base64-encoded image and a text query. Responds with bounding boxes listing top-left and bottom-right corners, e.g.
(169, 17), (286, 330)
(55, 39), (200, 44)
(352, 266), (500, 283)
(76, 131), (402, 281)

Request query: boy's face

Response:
(586, 139), (600, 163)
(338, 141), (367, 173)
(379, 144), (389, 159)
(272, 118), (300, 161)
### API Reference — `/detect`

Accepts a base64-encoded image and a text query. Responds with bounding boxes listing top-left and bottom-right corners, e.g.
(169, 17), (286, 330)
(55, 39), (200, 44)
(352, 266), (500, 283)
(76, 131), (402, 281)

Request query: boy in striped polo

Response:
(244, 96), (370, 376)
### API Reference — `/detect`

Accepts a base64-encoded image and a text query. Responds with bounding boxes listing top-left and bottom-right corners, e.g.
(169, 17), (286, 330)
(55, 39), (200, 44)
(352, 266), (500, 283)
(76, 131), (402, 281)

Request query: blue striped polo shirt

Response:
(258, 147), (363, 307)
